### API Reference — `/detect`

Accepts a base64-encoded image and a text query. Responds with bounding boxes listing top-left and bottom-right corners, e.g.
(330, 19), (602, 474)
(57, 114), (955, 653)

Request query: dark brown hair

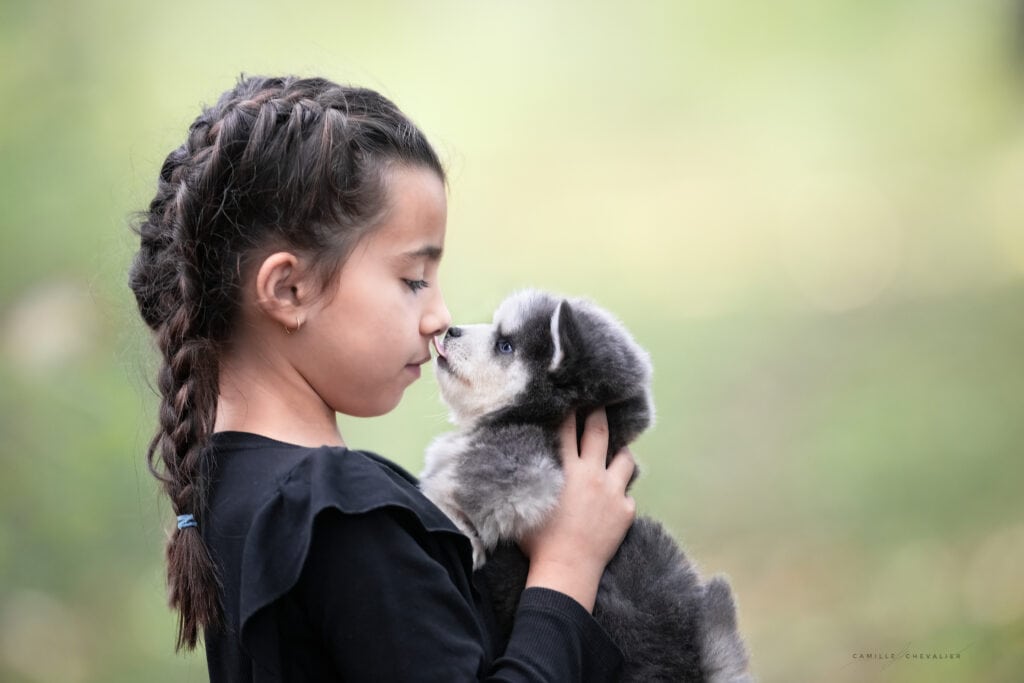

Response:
(128, 75), (444, 651)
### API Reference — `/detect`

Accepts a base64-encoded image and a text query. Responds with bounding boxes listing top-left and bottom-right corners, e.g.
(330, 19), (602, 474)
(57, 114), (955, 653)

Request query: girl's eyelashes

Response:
(403, 278), (430, 293)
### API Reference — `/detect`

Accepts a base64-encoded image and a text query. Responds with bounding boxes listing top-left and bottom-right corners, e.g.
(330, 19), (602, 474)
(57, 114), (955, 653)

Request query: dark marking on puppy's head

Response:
(484, 290), (655, 453)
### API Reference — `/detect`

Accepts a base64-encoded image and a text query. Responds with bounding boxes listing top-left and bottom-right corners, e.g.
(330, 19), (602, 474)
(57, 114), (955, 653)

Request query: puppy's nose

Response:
(446, 327), (463, 339)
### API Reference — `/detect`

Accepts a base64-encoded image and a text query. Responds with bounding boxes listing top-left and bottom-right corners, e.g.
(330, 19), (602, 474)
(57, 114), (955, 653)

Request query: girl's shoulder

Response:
(203, 431), (471, 645)
(206, 430), (460, 537)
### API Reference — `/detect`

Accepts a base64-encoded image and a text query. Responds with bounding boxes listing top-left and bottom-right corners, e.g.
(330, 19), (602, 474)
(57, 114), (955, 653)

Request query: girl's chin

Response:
(335, 388), (406, 418)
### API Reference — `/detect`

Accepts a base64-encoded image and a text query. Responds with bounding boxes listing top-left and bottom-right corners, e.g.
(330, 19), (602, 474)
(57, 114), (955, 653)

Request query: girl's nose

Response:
(422, 292), (451, 337)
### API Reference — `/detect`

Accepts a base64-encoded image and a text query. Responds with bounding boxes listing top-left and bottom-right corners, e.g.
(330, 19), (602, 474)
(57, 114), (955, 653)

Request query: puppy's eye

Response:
(496, 339), (514, 354)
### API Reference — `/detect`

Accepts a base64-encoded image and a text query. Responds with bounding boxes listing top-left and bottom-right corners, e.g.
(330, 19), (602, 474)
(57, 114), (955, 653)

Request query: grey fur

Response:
(420, 290), (753, 682)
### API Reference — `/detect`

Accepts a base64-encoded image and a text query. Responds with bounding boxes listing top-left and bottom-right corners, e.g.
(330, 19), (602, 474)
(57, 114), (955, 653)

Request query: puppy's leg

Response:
(453, 425), (563, 563)
(700, 576), (754, 683)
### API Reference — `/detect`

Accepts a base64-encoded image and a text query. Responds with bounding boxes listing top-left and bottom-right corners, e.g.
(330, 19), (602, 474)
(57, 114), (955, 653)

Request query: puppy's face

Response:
(434, 289), (653, 433)
(433, 291), (560, 426)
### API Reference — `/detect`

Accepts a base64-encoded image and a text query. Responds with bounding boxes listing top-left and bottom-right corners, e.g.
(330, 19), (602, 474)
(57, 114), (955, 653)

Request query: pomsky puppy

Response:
(419, 289), (752, 682)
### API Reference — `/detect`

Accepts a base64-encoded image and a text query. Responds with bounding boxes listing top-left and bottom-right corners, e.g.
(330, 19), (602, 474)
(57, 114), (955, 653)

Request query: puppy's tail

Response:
(700, 575), (754, 683)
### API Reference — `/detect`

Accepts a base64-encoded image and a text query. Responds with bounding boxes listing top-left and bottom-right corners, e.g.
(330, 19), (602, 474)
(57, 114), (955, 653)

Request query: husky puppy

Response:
(419, 290), (752, 682)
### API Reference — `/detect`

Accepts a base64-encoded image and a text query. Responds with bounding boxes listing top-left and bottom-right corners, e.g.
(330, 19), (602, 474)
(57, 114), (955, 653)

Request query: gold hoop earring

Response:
(295, 316), (302, 332)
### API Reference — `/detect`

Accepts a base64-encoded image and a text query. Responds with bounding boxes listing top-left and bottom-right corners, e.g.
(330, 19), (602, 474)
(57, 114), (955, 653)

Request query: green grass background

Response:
(1, 0), (1022, 680)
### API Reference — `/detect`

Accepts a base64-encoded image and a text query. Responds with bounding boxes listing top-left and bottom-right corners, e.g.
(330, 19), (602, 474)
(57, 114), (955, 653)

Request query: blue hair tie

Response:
(177, 514), (198, 530)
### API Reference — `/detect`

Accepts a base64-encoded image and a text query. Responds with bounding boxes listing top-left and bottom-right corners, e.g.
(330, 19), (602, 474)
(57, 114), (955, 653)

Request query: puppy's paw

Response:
(471, 537), (488, 570)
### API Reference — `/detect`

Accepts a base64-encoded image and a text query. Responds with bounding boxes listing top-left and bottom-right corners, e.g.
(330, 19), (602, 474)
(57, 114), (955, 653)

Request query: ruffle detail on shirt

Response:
(234, 446), (473, 671)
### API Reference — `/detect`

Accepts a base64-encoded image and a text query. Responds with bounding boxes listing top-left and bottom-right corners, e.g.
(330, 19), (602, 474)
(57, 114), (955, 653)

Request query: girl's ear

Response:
(253, 251), (317, 330)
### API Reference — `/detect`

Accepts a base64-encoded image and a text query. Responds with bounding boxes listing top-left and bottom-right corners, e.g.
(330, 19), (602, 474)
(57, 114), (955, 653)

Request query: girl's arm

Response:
(296, 506), (623, 681)
(289, 408), (634, 681)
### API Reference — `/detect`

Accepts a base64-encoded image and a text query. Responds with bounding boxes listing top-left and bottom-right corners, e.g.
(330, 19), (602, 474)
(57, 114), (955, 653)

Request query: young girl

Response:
(129, 75), (636, 681)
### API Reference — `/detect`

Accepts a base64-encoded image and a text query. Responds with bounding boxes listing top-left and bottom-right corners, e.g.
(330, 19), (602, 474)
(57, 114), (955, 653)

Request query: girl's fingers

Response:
(578, 408), (610, 469)
(559, 411), (580, 466)
(607, 447), (637, 488)
(561, 408), (635, 491)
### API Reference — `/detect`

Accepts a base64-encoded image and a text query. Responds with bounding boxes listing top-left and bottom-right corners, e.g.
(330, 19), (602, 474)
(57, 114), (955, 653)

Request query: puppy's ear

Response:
(549, 300), (583, 372)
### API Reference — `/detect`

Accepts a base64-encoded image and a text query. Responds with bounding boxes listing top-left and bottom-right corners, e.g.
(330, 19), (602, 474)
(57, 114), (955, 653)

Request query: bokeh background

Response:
(2, 0), (1022, 681)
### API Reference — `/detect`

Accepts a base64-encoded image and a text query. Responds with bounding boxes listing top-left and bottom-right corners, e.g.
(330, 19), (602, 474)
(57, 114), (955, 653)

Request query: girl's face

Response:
(291, 165), (451, 417)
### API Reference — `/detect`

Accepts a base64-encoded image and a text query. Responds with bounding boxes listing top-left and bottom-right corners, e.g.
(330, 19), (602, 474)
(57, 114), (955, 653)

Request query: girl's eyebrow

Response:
(400, 245), (444, 262)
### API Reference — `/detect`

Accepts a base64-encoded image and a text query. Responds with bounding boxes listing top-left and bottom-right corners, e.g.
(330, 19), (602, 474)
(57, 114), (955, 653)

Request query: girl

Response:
(129, 75), (636, 681)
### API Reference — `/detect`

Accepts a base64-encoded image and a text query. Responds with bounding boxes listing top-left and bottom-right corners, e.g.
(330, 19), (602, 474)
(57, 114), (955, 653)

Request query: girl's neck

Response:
(214, 344), (345, 449)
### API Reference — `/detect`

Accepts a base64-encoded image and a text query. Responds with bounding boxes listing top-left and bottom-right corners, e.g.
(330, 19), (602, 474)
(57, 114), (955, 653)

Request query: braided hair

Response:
(128, 75), (445, 651)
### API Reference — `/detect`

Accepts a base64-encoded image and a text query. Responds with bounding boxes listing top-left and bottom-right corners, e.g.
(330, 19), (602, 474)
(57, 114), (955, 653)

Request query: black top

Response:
(201, 431), (624, 682)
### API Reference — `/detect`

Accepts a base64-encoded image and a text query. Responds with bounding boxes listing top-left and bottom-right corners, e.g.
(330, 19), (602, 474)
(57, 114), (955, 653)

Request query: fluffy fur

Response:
(420, 290), (752, 682)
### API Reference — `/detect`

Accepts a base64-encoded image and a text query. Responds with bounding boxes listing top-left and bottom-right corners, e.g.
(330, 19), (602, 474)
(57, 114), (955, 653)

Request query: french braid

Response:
(128, 75), (444, 650)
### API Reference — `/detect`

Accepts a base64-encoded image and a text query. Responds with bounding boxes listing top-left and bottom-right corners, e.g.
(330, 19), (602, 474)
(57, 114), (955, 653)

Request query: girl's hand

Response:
(520, 407), (637, 612)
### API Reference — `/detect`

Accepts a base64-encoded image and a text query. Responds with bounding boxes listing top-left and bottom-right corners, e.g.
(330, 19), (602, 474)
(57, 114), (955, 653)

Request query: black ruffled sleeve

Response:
(211, 443), (623, 681)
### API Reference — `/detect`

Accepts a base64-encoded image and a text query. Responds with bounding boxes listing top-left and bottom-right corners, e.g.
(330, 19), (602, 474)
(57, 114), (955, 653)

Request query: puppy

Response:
(420, 290), (752, 682)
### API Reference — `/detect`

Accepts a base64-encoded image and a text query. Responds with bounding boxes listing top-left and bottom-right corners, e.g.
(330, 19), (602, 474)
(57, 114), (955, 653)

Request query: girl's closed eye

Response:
(404, 278), (429, 292)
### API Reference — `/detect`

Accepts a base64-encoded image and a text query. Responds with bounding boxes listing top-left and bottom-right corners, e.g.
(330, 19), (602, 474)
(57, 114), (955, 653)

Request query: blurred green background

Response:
(2, 0), (1022, 681)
